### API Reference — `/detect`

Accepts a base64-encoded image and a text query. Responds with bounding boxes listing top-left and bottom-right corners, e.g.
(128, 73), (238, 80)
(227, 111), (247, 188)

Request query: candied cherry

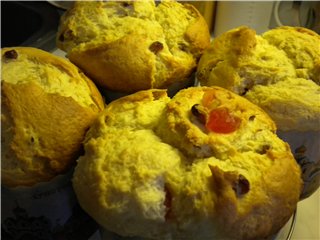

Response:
(206, 107), (241, 133)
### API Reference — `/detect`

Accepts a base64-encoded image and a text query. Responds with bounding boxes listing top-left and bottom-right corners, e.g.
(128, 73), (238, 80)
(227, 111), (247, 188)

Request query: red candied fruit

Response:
(202, 90), (216, 108)
(206, 107), (241, 133)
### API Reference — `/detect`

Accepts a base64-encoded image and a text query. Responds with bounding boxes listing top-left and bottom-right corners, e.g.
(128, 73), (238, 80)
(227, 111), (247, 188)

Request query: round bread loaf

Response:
(245, 77), (320, 132)
(197, 26), (320, 132)
(56, 0), (210, 93)
(1, 47), (105, 188)
(196, 26), (320, 199)
(73, 86), (302, 240)
(262, 26), (320, 84)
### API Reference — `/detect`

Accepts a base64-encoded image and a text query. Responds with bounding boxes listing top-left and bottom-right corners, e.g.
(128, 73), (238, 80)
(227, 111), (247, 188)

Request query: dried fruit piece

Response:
(232, 174), (250, 196)
(206, 107), (241, 133)
(149, 41), (163, 54)
(249, 115), (256, 121)
(257, 144), (271, 154)
(191, 104), (206, 124)
(121, 2), (131, 7)
(58, 29), (74, 42)
(4, 50), (18, 60)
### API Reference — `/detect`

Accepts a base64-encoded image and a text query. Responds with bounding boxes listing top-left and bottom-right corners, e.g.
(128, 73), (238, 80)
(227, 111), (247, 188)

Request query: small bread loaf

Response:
(262, 26), (320, 84)
(73, 87), (301, 240)
(56, 0), (210, 93)
(245, 77), (320, 131)
(197, 26), (320, 131)
(1, 47), (105, 187)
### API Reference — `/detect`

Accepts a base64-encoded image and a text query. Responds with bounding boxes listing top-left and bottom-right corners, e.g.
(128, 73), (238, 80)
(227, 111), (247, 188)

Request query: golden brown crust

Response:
(68, 34), (156, 92)
(1, 47), (105, 187)
(182, 3), (211, 59)
(57, 0), (210, 93)
(73, 87), (302, 240)
(262, 26), (320, 84)
(197, 26), (320, 131)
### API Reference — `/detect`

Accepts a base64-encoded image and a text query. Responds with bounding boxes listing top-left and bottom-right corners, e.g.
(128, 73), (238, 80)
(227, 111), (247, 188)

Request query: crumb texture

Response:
(56, 0), (210, 92)
(1, 47), (105, 187)
(73, 87), (302, 240)
(197, 26), (320, 131)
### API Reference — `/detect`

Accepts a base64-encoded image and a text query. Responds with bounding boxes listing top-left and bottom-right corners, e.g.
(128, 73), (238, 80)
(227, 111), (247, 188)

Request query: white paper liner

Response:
(277, 130), (320, 199)
(1, 170), (98, 239)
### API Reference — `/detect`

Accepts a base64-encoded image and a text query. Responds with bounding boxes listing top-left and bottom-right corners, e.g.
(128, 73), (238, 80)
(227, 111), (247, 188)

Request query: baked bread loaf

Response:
(56, 0), (210, 93)
(73, 86), (302, 240)
(262, 26), (320, 84)
(245, 77), (320, 131)
(1, 47), (105, 188)
(197, 26), (320, 132)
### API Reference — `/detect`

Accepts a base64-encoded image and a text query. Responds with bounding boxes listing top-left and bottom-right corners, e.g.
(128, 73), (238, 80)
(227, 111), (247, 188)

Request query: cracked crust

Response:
(197, 26), (320, 131)
(56, 0), (210, 93)
(73, 87), (302, 240)
(1, 47), (105, 187)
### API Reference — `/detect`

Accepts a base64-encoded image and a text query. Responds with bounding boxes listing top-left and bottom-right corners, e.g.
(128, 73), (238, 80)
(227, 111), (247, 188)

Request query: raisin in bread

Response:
(56, 0), (210, 93)
(1, 47), (105, 187)
(73, 86), (302, 240)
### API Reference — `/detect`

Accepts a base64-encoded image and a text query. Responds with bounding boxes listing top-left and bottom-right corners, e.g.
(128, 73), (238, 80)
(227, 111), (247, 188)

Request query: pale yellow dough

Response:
(56, 0), (211, 92)
(1, 47), (105, 187)
(73, 87), (302, 240)
(197, 26), (320, 131)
